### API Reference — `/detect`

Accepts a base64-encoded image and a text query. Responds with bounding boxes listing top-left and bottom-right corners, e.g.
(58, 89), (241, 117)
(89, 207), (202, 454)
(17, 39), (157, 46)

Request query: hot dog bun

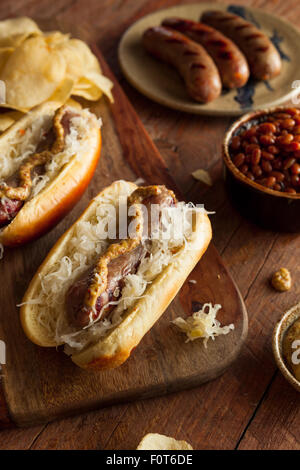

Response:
(0, 101), (101, 246)
(21, 180), (212, 370)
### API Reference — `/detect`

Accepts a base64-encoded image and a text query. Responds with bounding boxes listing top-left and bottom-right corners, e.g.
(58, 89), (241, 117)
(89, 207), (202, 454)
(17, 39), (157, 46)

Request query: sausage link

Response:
(162, 17), (249, 88)
(142, 26), (222, 103)
(201, 10), (282, 80)
(66, 185), (177, 328)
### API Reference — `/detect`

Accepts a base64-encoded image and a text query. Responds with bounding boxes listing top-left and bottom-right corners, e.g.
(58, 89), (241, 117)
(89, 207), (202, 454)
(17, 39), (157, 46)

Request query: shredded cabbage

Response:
(172, 303), (234, 347)
(22, 182), (208, 354)
(0, 107), (101, 199)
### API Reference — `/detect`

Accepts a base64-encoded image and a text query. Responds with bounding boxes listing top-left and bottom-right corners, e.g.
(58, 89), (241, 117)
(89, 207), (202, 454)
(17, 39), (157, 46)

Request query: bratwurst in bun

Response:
(21, 180), (212, 370)
(0, 101), (101, 246)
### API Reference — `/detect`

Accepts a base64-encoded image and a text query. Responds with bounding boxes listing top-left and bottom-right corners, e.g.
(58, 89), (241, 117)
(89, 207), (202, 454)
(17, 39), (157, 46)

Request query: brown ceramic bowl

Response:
(223, 107), (300, 232)
(272, 302), (300, 392)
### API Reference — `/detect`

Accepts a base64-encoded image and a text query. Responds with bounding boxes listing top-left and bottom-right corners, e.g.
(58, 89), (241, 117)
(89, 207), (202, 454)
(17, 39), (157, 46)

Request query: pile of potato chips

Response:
(0, 17), (113, 131)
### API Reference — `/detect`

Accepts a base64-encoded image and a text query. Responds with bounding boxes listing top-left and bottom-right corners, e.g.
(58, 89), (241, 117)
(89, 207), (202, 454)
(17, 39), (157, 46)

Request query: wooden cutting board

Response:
(0, 46), (247, 428)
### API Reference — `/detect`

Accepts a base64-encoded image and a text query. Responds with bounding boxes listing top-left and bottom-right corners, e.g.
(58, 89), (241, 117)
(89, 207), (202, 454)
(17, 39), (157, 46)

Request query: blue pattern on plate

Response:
(270, 30), (291, 61)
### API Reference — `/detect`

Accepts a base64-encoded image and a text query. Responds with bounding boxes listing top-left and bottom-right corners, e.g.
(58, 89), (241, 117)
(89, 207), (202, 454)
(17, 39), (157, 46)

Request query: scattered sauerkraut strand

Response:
(172, 303), (234, 347)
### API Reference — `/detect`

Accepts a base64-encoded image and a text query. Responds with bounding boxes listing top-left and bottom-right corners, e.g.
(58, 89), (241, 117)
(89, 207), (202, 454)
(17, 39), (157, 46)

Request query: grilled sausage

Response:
(0, 197), (23, 227)
(66, 244), (146, 328)
(201, 10), (281, 80)
(162, 17), (249, 88)
(66, 185), (177, 328)
(142, 26), (222, 103)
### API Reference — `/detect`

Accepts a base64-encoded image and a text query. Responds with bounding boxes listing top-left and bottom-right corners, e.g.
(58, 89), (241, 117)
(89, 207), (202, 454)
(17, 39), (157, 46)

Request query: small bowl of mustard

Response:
(272, 302), (300, 392)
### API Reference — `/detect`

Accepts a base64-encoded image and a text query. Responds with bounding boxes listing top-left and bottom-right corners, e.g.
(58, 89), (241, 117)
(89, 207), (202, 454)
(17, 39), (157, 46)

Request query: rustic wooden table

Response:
(0, 0), (299, 450)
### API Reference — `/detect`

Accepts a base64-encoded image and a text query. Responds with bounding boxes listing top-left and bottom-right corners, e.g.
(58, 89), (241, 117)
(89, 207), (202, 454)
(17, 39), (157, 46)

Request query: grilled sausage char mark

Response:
(66, 185), (177, 329)
(201, 10), (282, 80)
(66, 244), (145, 329)
(142, 26), (222, 103)
(162, 17), (249, 88)
(0, 106), (78, 228)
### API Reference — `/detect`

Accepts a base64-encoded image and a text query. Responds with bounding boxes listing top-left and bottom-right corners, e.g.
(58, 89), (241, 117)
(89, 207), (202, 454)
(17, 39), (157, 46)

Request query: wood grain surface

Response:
(0, 0), (299, 450)
(0, 43), (247, 427)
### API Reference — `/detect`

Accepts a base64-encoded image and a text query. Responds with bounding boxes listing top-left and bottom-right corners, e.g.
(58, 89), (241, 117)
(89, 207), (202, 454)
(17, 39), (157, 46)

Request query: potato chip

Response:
(44, 31), (70, 46)
(0, 17), (41, 47)
(65, 97), (82, 110)
(56, 38), (113, 101)
(48, 77), (74, 104)
(0, 47), (13, 73)
(0, 110), (24, 132)
(1, 35), (66, 109)
(84, 71), (114, 102)
(72, 77), (103, 101)
(0, 103), (28, 113)
(137, 433), (193, 450)
(0, 17), (113, 110)
(60, 38), (102, 74)
(56, 41), (88, 81)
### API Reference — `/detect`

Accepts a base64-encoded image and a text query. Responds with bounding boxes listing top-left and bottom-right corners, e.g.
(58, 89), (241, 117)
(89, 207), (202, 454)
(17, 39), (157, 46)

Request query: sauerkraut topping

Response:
(21, 181), (206, 355)
(172, 303), (234, 347)
(0, 106), (101, 200)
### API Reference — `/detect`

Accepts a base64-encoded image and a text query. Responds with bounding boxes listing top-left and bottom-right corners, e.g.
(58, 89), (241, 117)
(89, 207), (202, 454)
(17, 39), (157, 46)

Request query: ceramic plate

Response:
(118, 3), (300, 116)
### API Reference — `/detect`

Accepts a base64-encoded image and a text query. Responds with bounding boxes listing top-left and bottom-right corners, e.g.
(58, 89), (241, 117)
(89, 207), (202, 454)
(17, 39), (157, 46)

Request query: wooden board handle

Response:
(0, 375), (13, 429)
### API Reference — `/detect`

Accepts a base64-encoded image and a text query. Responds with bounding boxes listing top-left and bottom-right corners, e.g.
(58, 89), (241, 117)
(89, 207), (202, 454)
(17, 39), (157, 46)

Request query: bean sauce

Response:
(229, 108), (300, 193)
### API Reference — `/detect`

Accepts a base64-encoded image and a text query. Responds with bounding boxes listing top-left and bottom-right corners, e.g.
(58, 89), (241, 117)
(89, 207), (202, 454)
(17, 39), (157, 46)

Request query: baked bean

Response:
(242, 127), (257, 139)
(276, 134), (294, 145)
(284, 142), (300, 152)
(233, 153), (245, 167)
(267, 145), (279, 154)
(230, 136), (241, 151)
(286, 187), (297, 194)
(250, 136), (259, 144)
(260, 176), (276, 188)
(291, 174), (300, 186)
(229, 108), (300, 194)
(280, 118), (295, 130)
(240, 164), (249, 174)
(261, 160), (273, 173)
(273, 159), (283, 170)
(252, 165), (263, 177)
(283, 157), (296, 170)
(259, 134), (275, 146)
(274, 113), (292, 120)
(246, 171), (255, 181)
(285, 108), (300, 117)
(261, 151), (274, 161)
(251, 148), (261, 165)
(291, 163), (300, 175)
(270, 171), (285, 182)
(245, 143), (259, 154)
(283, 170), (292, 183)
(257, 122), (277, 134)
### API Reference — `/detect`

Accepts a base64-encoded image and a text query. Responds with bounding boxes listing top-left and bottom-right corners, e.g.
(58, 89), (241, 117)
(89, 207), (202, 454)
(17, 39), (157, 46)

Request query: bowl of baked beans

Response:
(223, 107), (300, 232)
